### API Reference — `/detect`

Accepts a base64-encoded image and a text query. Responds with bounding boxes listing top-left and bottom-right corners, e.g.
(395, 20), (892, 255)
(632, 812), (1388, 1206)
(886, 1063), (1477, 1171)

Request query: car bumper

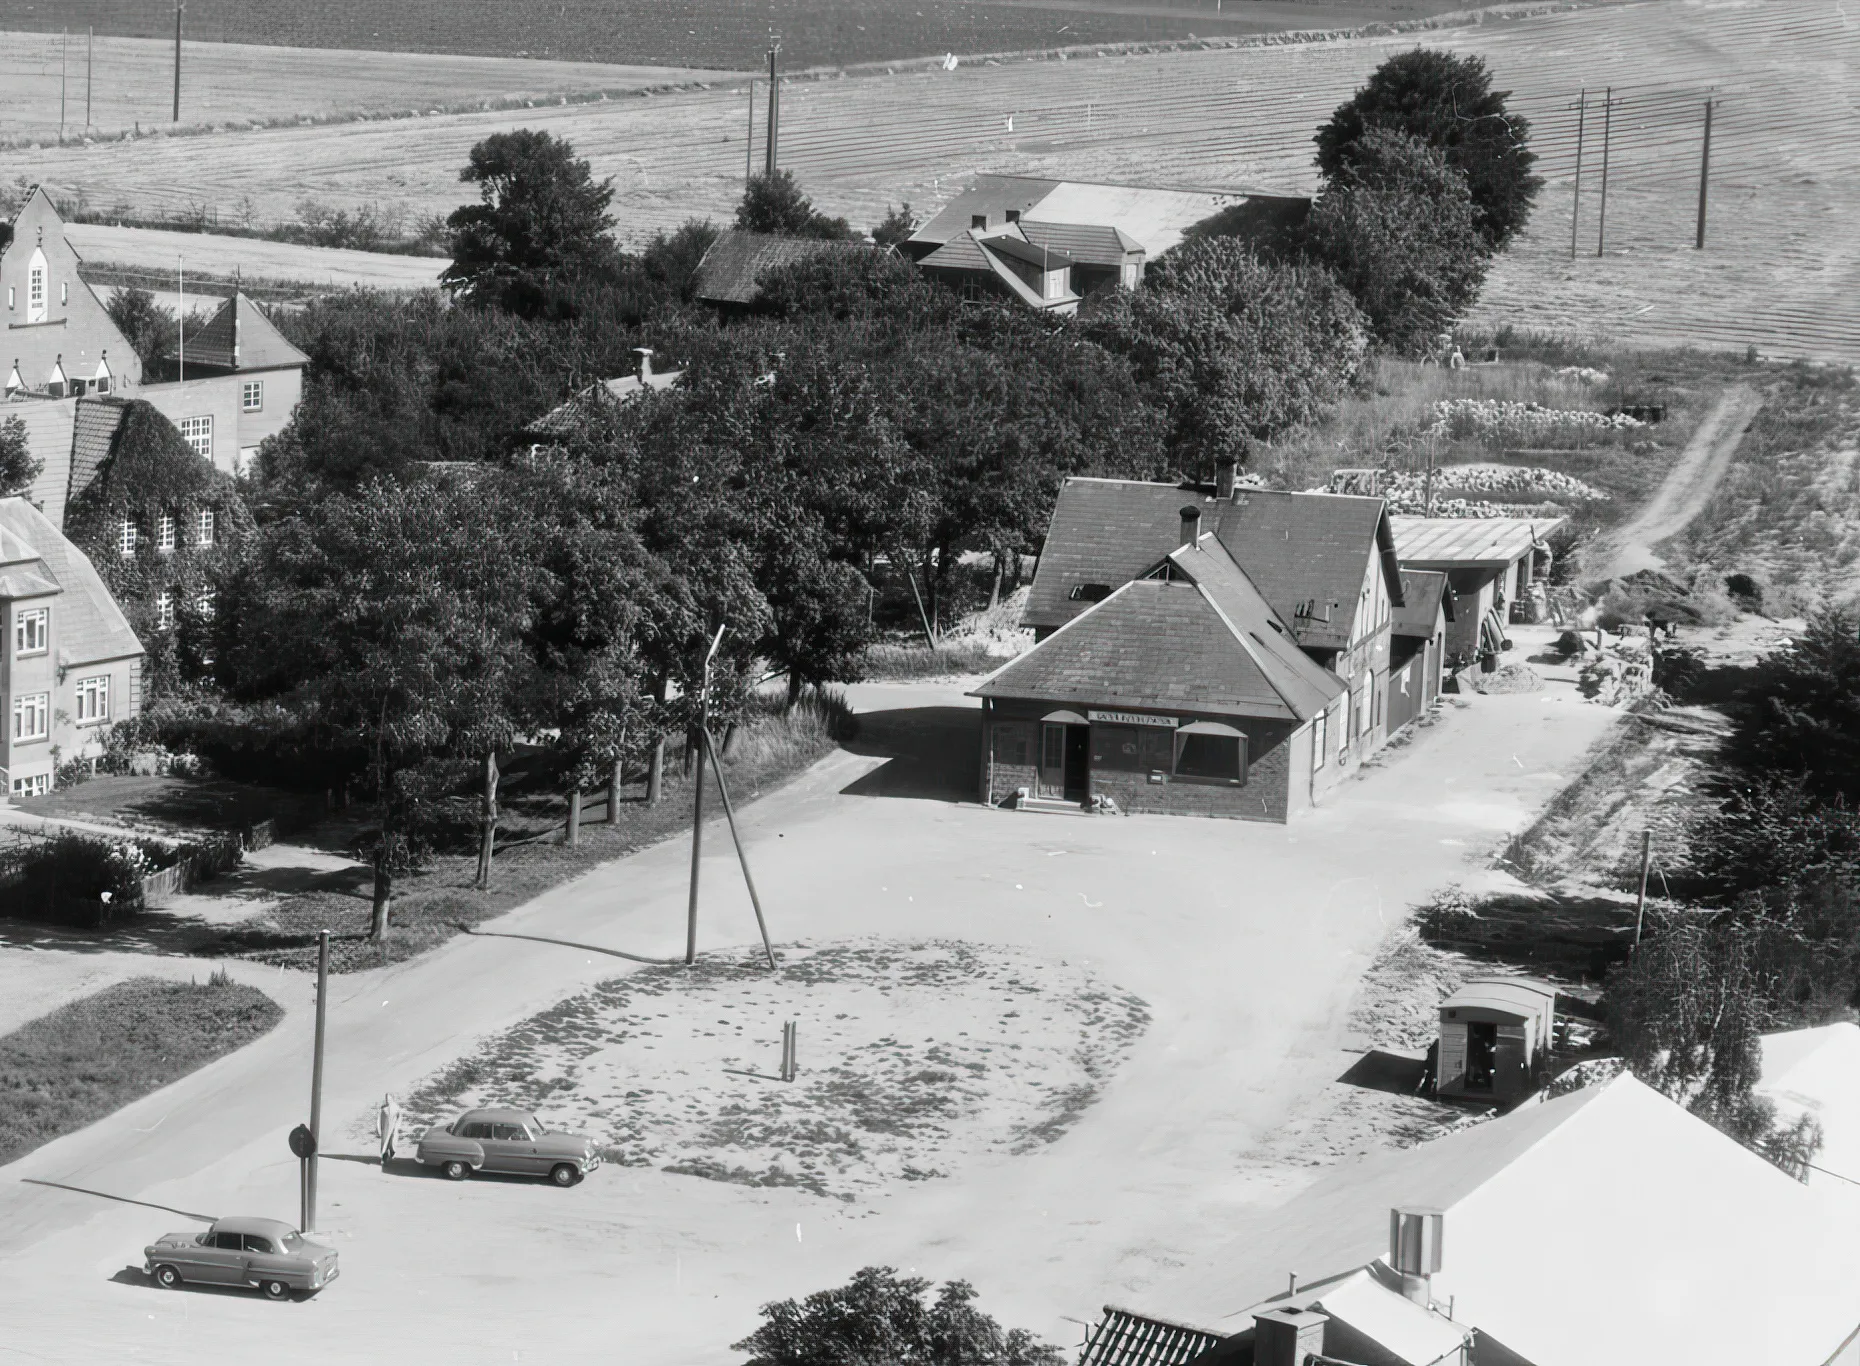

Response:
(580, 1152), (602, 1174)
(313, 1265), (340, 1289)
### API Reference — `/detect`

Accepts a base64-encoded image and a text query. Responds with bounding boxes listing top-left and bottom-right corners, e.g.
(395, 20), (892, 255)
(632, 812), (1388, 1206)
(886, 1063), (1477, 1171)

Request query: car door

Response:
(193, 1231), (248, 1285)
(490, 1123), (537, 1174)
(475, 1122), (517, 1173)
(169, 1231), (222, 1283)
(243, 1233), (291, 1286)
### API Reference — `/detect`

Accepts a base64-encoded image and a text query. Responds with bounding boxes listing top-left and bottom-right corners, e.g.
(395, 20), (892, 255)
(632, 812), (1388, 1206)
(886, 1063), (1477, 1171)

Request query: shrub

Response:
(1729, 608), (1860, 801)
(1725, 573), (1765, 612)
(0, 831), (174, 920)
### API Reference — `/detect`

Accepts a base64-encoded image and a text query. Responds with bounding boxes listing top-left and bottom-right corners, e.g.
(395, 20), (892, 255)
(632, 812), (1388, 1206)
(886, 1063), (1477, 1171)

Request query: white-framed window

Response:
(241, 380), (264, 412)
(155, 589), (176, 630)
(15, 606), (48, 656)
(11, 773), (49, 797)
(179, 416), (213, 460)
(119, 519), (137, 556)
(195, 587), (216, 620)
(196, 508), (216, 546)
(156, 512), (177, 552)
(12, 691), (49, 742)
(26, 248), (47, 322)
(75, 674), (110, 724)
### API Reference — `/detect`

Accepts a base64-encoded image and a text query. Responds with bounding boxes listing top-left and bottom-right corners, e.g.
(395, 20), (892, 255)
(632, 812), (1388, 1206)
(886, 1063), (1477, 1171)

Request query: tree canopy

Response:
(0, 414), (40, 498)
(736, 170), (854, 240)
(1315, 49), (1542, 249)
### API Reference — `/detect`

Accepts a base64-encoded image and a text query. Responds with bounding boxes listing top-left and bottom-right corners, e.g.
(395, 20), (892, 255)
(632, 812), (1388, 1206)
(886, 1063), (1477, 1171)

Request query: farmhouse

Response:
(0, 497), (144, 798)
(1390, 518), (1564, 671)
(3, 186), (307, 500)
(1081, 1075), (1860, 1366)
(976, 467), (1411, 820)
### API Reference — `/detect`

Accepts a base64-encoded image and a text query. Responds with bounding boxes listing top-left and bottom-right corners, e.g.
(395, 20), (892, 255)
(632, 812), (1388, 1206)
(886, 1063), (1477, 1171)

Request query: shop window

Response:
(1091, 724), (1171, 773)
(1175, 732), (1244, 782)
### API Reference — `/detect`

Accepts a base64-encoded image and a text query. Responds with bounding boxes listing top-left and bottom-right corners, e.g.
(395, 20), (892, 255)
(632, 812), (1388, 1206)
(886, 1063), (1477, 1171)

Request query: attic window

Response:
(971, 214), (988, 229)
(1006, 209), (1021, 223)
(1068, 583), (1113, 603)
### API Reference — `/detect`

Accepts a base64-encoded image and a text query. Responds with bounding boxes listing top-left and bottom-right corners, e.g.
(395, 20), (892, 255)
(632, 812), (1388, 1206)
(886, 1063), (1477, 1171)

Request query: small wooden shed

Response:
(1435, 977), (1557, 1104)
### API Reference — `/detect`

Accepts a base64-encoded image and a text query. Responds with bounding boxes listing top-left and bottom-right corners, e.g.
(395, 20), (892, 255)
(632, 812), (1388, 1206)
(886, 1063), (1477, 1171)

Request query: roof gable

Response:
(1214, 489), (1396, 653)
(1019, 220), (1145, 266)
(177, 293), (309, 372)
(0, 497), (141, 666)
(69, 396), (132, 505)
(1393, 569), (1453, 636)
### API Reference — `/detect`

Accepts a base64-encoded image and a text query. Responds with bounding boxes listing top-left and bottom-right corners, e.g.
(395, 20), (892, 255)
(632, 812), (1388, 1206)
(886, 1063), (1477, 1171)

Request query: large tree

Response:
(443, 130), (620, 312)
(736, 170), (853, 241)
(1303, 127), (1490, 352)
(0, 414), (41, 498)
(1315, 49), (1542, 249)
(1730, 608), (1860, 802)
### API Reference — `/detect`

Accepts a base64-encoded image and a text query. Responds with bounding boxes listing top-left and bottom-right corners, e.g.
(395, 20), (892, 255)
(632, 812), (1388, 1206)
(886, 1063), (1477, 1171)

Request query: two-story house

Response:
(0, 496), (144, 798)
(970, 464), (1409, 821)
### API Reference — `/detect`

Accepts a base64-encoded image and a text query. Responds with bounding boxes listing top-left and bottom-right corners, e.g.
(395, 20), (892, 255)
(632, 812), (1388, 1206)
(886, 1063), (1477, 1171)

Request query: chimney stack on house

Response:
(1389, 1207), (1444, 1305)
(1252, 1306), (1328, 1366)
(1178, 505), (1201, 549)
(633, 347), (654, 382)
(1216, 456), (1237, 500)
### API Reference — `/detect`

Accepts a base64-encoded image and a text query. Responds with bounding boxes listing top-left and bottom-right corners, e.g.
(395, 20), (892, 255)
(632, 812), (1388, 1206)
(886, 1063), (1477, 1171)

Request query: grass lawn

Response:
(198, 694), (852, 974)
(12, 774), (318, 837)
(859, 639), (1007, 681)
(0, 975), (282, 1167)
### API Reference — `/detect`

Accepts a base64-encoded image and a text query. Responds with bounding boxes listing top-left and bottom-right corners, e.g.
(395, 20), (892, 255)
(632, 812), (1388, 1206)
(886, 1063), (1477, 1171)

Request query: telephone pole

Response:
(60, 29), (67, 139)
(745, 79), (755, 187)
(1569, 89), (1586, 260)
(685, 624), (727, 966)
(172, 2), (183, 123)
(1596, 87), (1613, 257)
(1695, 97), (1714, 249)
(86, 27), (93, 131)
(304, 929), (330, 1232)
(764, 42), (780, 176)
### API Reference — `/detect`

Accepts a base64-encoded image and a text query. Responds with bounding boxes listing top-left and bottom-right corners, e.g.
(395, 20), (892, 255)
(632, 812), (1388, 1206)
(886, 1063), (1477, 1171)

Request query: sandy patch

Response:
(398, 938), (1149, 1200)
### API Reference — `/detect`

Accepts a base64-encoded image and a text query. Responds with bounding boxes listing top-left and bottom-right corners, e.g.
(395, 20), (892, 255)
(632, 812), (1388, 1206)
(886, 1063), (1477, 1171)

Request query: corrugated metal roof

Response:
(1391, 517), (1567, 568)
(692, 230), (870, 305)
(0, 496), (141, 667)
(1078, 1306), (1225, 1366)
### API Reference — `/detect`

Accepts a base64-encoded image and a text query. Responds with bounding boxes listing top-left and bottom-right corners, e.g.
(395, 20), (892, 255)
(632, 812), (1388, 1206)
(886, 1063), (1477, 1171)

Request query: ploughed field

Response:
(0, 0), (1471, 72)
(9, 0), (1855, 362)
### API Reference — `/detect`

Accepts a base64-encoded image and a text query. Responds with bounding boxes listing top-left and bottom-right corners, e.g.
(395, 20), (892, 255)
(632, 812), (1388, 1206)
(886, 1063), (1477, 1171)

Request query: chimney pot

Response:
(1178, 505), (1201, 549)
(1216, 456), (1237, 499)
(1253, 1308), (1328, 1366)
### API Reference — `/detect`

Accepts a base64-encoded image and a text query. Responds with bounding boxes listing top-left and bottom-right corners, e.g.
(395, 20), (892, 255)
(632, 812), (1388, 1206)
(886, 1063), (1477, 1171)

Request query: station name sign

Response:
(1088, 710), (1178, 727)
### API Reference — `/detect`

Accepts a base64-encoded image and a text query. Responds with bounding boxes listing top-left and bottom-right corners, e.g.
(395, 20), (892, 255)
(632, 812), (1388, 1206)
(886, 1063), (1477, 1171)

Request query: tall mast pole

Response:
(1570, 89), (1585, 261)
(1596, 87), (1613, 258)
(172, 2), (183, 123)
(765, 43), (780, 176)
(1695, 97), (1713, 250)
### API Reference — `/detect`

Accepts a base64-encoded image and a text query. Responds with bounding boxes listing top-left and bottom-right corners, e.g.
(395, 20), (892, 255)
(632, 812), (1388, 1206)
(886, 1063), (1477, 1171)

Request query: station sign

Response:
(1087, 710), (1178, 727)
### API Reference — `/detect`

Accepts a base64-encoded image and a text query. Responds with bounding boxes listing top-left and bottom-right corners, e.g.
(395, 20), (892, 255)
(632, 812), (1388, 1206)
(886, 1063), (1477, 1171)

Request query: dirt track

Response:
(1583, 383), (1763, 583)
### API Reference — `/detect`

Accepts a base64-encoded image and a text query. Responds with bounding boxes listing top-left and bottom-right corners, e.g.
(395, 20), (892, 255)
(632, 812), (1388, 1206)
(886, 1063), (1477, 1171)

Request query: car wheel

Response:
(443, 1160), (471, 1181)
(262, 1279), (290, 1301)
(550, 1163), (581, 1187)
(153, 1264), (182, 1289)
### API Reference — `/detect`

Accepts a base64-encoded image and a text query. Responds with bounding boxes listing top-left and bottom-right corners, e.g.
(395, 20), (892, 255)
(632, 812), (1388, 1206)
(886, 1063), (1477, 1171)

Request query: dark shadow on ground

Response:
(209, 861), (371, 900)
(1336, 1049), (1429, 1096)
(459, 926), (681, 965)
(110, 1265), (317, 1300)
(839, 706), (979, 802)
(21, 1178), (214, 1222)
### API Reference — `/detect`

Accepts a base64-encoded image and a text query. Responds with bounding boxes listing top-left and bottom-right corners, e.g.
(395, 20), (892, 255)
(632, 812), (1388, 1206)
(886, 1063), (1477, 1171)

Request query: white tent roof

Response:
(1142, 1075), (1860, 1366)
(1762, 1023), (1860, 1193)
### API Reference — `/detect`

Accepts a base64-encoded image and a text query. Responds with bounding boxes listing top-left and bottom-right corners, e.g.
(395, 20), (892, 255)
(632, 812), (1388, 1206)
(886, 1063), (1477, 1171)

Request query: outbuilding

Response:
(1434, 976), (1558, 1105)
(1391, 517), (1564, 672)
(1387, 569), (1452, 734)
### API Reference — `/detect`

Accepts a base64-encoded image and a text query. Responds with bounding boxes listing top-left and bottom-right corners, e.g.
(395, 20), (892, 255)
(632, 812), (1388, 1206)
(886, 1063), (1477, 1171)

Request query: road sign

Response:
(288, 1123), (317, 1160)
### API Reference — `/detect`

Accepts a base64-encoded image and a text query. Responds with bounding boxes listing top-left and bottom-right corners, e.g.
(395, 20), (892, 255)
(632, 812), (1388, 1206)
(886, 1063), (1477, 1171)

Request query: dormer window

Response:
(1068, 583), (1113, 603)
(44, 360), (65, 398)
(4, 365), (21, 396)
(1006, 209), (1021, 223)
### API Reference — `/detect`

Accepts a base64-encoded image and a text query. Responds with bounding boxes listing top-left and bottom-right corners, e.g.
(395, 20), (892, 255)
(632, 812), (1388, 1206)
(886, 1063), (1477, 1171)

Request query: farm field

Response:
(65, 223), (448, 291)
(0, 0), (1478, 72)
(9, 0), (1854, 362)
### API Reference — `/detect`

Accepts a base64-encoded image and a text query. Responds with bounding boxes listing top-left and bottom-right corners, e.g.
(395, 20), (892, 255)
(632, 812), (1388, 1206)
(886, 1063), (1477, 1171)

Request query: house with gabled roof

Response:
(692, 230), (874, 312)
(982, 465), (1410, 817)
(521, 348), (683, 448)
(142, 290), (310, 474)
(916, 224), (1083, 313)
(0, 496), (144, 798)
(1079, 1074), (1860, 1366)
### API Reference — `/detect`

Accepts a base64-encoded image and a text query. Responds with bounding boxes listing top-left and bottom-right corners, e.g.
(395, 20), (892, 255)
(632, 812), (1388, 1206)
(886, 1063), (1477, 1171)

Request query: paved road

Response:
(0, 678), (1620, 1363)
(1583, 384), (1764, 583)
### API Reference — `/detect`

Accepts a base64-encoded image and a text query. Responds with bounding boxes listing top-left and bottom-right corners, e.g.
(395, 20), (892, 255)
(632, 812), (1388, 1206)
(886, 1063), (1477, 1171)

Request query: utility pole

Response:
(1632, 831), (1652, 946)
(86, 27), (93, 131)
(172, 2), (183, 123)
(745, 79), (755, 187)
(685, 623), (727, 966)
(305, 929), (330, 1232)
(764, 42), (780, 176)
(1695, 97), (1714, 250)
(701, 722), (777, 970)
(177, 255), (184, 382)
(1596, 87), (1613, 258)
(1570, 89), (1586, 260)
(60, 29), (67, 140)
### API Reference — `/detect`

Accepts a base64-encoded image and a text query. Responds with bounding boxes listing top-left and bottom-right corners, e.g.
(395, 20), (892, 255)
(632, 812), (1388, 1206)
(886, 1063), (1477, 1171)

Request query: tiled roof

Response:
(1019, 220), (1145, 266)
(68, 396), (130, 504)
(973, 572), (1340, 722)
(906, 174), (1246, 257)
(1391, 516), (1567, 568)
(692, 230), (870, 306)
(920, 228), (1080, 310)
(174, 293), (309, 372)
(980, 232), (1075, 271)
(1078, 1307), (1225, 1366)
(1393, 569), (1453, 637)
(906, 175), (1060, 248)
(0, 497), (141, 666)
(1023, 479), (1399, 648)
(525, 369), (683, 438)
(917, 231), (997, 271)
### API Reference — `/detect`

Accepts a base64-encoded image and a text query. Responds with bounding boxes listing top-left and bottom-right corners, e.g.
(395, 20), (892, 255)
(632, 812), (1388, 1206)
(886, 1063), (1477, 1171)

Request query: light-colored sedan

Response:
(415, 1106), (601, 1186)
(144, 1216), (338, 1300)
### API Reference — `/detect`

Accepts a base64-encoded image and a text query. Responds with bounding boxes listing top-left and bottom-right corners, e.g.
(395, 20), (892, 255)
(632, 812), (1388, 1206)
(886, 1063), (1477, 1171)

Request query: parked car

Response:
(144, 1216), (337, 1300)
(415, 1106), (601, 1186)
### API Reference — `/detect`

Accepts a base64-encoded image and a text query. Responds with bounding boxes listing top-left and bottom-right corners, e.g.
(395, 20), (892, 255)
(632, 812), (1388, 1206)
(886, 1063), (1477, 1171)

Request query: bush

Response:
(1725, 573), (1765, 612)
(0, 831), (175, 923)
(1729, 608), (1860, 801)
(733, 1266), (1065, 1366)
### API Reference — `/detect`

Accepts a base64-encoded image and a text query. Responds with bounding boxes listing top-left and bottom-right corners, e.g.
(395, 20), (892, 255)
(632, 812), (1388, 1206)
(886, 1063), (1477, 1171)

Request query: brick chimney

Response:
(633, 347), (654, 382)
(1179, 505), (1201, 549)
(1216, 456), (1237, 500)
(1253, 1307), (1328, 1366)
